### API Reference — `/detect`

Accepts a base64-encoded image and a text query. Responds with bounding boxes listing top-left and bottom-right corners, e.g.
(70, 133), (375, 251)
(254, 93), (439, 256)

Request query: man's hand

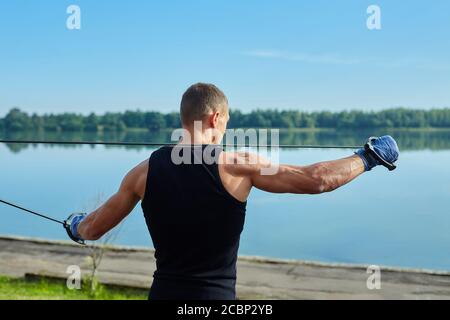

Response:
(355, 135), (399, 171)
(64, 213), (87, 244)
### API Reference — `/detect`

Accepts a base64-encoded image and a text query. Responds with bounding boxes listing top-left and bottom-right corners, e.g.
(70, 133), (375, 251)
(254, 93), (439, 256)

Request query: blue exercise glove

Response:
(356, 135), (399, 171)
(64, 213), (87, 245)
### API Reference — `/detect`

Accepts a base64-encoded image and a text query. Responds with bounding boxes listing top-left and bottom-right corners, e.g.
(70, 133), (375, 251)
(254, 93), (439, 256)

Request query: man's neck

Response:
(179, 127), (217, 145)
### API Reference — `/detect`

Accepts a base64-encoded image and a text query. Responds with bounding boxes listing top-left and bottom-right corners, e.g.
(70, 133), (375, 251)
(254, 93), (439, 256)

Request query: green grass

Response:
(0, 276), (147, 300)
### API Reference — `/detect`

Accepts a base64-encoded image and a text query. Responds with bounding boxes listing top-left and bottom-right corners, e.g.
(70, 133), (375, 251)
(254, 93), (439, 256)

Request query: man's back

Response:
(142, 145), (247, 300)
(69, 83), (398, 301)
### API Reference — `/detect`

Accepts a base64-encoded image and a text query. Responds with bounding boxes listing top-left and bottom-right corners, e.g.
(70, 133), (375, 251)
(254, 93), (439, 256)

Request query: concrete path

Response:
(1, 236), (450, 299)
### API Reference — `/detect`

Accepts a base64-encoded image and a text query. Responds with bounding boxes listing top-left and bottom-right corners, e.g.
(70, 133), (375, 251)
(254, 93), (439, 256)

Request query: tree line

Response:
(1, 107), (450, 132)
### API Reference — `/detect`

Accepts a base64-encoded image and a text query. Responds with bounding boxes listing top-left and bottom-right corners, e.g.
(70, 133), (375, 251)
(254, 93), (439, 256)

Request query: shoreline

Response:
(1, 235), (450, 299)
(1, 234), (449, 276)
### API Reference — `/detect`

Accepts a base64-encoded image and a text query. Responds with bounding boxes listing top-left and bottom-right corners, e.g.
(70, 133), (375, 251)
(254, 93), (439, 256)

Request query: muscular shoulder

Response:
(220, 151), (271, 177)
(122, 159), (149, 200)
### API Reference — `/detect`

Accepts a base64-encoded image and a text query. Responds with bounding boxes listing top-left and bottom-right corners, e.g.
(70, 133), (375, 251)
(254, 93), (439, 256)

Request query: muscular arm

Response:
(223, 152), (365, 195)
(77, 160), (148, 240)
(252, 155), (365, 194)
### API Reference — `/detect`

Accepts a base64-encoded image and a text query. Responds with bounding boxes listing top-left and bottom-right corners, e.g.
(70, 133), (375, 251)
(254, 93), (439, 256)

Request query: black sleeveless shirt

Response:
(141, 145), (247, 300)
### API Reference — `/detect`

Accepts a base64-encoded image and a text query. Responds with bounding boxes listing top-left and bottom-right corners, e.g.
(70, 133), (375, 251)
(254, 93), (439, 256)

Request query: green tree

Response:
(164, 112), (181, 128)
(4, 108), (32, 131)
(59, 113), (84, 131)
(145, 112), (166, 131)
(84, 113), (99, 131)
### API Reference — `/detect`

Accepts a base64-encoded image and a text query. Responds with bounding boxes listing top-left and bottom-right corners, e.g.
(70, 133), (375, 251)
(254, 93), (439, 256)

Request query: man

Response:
(66, 83), (399, 300)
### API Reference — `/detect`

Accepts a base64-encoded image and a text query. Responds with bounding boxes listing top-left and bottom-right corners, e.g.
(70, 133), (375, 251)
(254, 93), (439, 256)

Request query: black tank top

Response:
(141, 145), (247, 300)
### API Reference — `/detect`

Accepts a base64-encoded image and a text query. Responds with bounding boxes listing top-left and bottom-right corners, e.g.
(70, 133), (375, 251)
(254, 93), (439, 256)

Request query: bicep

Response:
(102, 179), (141, 221)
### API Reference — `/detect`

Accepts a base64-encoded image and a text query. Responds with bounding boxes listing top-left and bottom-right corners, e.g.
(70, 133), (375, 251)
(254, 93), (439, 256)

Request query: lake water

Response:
(1, 129), (450, 271)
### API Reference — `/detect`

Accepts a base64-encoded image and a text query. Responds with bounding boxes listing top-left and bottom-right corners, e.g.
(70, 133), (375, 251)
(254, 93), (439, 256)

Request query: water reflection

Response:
(1, 130), (450, 270)
(2, 128), (450, 153)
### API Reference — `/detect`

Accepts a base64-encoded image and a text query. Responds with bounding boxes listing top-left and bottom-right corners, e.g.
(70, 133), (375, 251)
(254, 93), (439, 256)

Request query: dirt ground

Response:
(1, 236), (450, 299)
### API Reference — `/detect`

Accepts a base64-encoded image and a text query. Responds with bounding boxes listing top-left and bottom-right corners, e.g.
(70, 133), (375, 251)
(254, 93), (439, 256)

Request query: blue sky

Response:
(0, 0), (449, 115)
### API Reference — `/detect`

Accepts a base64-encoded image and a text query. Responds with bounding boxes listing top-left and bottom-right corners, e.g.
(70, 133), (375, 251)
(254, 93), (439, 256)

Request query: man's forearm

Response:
(77, 209), (103, 240)
(77, 193), (124, 240)
(305, 155), (365, 193)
